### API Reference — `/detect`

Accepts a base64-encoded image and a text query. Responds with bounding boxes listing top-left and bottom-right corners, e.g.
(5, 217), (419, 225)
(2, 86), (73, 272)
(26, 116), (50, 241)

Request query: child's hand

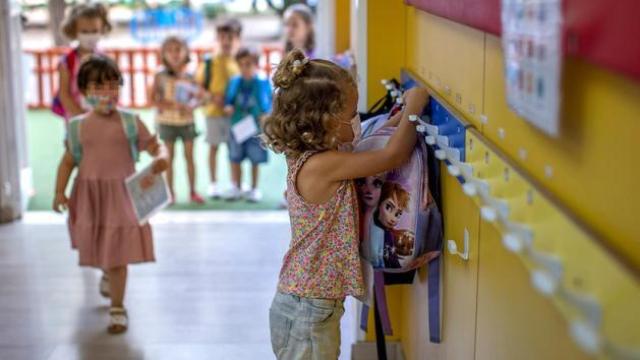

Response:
(140, 174), (156, 190)
(223, 105), (234, 116)
(53, 193), (69, 213)
(151, 158), (169, 174)
(403, 87), (430, 109)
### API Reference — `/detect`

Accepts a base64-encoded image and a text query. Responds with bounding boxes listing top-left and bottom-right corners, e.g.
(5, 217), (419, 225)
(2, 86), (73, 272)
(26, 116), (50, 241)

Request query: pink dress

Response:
(278, 151), (365, 300)
(68, 110), (155, 269)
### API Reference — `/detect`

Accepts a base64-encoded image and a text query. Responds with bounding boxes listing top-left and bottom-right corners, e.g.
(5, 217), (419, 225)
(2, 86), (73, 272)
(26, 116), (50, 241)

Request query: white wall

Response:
(0, 0), (30, 222)
(352, 0), (368, 112)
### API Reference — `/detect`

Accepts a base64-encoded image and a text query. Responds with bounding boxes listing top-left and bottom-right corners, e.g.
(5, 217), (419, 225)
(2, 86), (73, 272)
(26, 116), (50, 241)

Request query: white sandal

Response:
(108, 307), (128, 334)
(99, 275), (110, 298)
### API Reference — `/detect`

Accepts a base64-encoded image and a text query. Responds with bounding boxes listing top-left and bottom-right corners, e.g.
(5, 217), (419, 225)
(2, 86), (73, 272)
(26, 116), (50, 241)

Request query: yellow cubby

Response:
(463, 130), (640, 358)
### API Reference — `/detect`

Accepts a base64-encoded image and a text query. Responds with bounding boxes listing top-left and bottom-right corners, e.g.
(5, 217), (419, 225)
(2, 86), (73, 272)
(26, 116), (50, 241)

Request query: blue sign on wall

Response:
(130, 7), (204, 44)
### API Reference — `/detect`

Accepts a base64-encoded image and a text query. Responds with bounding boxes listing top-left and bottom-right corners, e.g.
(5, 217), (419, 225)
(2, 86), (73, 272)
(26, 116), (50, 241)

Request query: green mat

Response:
(27, 109), (287, 211)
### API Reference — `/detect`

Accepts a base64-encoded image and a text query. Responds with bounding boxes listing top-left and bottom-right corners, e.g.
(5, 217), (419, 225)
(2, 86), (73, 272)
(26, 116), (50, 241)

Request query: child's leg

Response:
(184, 140), (196, 193)
(107, 266), (128, 308)
(166, 141), (175, 198)
(209, 144), (219, 183)
(231, 162), (242, 189)
(251, 164), (259, 189)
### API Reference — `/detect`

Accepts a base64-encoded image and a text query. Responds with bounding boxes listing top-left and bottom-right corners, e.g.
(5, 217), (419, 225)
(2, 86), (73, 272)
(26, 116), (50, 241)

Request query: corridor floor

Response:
(0, 212), (357, 360)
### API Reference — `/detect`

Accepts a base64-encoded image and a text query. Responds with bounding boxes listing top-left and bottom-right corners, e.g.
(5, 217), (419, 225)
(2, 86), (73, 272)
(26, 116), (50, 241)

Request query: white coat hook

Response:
(462, 182), (477, 197)
(561, 289), (602, 328)
(502, 224), (533, 254)
(447, 228), (470, 261)
(570, 320), (602, 355)
(435, 149), (447, 160)
(529, 250), (563, 297)
(447, 164), (461, 177)
(480, 206), (498, 222)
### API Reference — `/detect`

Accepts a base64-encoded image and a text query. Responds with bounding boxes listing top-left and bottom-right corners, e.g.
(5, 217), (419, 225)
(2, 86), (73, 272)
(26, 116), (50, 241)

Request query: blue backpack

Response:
(67, 110), (140, 164)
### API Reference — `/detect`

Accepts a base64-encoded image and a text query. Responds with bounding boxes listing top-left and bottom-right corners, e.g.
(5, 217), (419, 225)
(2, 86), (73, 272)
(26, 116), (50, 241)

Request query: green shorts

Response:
(158, 124), (198, 143)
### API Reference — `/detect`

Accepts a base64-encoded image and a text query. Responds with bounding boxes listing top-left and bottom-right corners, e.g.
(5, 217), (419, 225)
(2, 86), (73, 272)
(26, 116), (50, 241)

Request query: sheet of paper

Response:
(502, 0), (562, 136)
(125, 164), (171, 225)
(231, 115), (258, 144)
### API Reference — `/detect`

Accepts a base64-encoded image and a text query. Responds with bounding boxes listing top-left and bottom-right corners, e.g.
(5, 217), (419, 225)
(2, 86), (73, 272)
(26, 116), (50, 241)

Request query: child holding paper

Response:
(223, 47), (272, 202)
(53, 55), (168, 334)
(150, 36), (205, 204)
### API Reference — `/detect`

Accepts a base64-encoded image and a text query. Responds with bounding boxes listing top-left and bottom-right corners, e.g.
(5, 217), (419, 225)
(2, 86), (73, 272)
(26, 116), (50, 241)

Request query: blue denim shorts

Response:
(228, 135), (268, 164)
(269, 292), (345, 360)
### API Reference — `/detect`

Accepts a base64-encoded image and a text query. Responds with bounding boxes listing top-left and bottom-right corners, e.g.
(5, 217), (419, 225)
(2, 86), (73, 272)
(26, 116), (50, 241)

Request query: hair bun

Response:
(273, 48), (309, 89)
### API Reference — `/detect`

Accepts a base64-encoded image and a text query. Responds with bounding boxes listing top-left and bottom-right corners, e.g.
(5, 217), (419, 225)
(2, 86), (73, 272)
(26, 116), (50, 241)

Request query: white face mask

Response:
(351, 114), (362, 146)
(77, 33), (101, 51)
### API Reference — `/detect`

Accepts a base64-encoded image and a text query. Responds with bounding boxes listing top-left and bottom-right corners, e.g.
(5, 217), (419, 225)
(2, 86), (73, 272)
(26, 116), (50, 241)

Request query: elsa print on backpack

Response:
(356, 126), (442, 273)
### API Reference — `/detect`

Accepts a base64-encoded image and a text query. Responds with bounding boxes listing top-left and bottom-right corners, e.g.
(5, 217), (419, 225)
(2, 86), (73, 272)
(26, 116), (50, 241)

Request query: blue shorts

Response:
(228, 135), (268, 164)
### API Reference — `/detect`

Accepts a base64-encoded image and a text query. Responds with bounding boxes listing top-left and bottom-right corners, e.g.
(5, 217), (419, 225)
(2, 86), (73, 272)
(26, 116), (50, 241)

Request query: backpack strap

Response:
(118, 110), (140, 162)
(67, 114), (85, 164)
(203, 55), (214, 91)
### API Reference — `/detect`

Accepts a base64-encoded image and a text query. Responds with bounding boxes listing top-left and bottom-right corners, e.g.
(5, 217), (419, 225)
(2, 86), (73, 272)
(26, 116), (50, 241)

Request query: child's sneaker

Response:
(208, 183), (221, 199)
(246, 189), (263, 203)
(224, 186), (243, 202)
(190, 192), (205, 205)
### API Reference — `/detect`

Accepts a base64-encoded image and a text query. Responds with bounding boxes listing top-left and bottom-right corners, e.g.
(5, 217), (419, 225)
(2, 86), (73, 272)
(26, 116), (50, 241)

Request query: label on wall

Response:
(502, 0), (562, 136)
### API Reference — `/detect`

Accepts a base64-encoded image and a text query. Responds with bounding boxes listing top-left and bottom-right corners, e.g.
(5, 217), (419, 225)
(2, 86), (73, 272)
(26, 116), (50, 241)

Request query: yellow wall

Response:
(366, 0), (407, 106)
(362, 2), (640, 359)
(335, 0), (351, 53)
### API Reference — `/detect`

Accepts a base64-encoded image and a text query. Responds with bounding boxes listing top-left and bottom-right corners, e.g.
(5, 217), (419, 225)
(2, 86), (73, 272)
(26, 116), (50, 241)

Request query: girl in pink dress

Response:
(53, 55), (168, 334)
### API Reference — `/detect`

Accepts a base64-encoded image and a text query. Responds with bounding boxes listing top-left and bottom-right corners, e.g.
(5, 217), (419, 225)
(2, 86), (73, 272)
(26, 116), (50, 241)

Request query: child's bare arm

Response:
(145, 137), (169, 174)
(313, 88), (429, 181)
(58, 65), (84, 117)
(53, 151), (76, 212)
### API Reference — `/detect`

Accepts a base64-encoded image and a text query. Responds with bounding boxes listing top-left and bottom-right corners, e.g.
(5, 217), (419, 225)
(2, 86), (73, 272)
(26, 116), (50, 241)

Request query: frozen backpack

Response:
(67, 110), (140, 164)
(355, 124), (444, 346)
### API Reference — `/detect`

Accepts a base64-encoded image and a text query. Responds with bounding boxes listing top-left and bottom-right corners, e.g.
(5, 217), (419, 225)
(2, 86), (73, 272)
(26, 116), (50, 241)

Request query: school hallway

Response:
(0, 211), (358, 360)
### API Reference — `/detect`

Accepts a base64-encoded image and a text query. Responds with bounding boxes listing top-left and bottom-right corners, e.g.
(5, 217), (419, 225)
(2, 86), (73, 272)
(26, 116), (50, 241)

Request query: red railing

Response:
(24, 45), (283, 109)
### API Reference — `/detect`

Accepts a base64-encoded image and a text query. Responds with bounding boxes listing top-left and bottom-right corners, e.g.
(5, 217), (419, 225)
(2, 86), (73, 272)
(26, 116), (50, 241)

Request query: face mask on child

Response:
(338, 114), (363, 152)
(77, 33), (101, 51)
(85, 95), (116, 114)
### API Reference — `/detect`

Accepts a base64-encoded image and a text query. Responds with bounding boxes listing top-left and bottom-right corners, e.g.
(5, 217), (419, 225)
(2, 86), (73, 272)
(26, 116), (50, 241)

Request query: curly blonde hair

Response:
(263, 48), (356, 157)
(61, 3), (112, 40)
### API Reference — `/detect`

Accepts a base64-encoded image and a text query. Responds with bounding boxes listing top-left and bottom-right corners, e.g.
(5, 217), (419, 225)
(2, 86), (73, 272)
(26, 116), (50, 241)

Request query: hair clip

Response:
(292, 57), (310, 70)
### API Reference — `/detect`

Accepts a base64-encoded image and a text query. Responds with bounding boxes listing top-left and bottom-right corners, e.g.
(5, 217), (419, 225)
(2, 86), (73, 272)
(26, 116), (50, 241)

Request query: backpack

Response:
(67, 110), (140, 164)
(201, 55), (214, 91)
(52, 49), (80, 119)
(356, 125), (444, 349)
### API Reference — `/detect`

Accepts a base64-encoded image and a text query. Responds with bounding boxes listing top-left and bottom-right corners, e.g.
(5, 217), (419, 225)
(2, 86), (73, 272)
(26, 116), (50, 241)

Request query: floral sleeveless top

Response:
(278, 151), (365, 300)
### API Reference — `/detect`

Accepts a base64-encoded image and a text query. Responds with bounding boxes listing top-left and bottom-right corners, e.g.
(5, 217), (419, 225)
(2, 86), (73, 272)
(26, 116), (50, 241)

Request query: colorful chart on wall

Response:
(501, 0), (562, 136)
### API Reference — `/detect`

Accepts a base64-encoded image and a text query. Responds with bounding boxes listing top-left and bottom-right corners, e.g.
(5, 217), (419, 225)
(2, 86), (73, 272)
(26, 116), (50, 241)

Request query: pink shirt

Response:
(278, 151), (365, 300)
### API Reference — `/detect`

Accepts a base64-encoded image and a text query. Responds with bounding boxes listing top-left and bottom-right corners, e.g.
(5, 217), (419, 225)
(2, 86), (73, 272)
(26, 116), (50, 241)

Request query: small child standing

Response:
(52, 3), (112, 121)
(151, 36), (204, 204)
(53, 55), (168, 334)
(283, 4), (315, 58)
(263, 49), (429, 359)
(196, 19), (242, 199)
(223, 47), (272, 202)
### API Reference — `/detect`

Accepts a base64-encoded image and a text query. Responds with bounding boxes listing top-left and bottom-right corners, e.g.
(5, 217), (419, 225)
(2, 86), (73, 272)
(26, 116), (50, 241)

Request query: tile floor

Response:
(0, 212), (358, 360)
